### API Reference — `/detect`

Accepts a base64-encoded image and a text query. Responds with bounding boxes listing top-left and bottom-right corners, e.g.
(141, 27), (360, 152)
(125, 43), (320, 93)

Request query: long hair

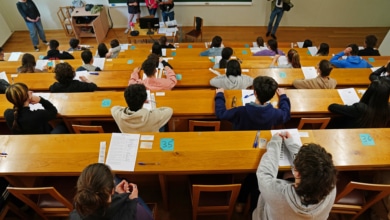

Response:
(287, 49), (301, 68)
(226, 59), (241, 77)
(358, 79), (390, 127)
(316, 43), (329, 56)
(219, 47), (233, 68)
(5, 83), (29, 131)
(73, 163), (115, 217)
(19, 53), (36, 73)
(267, 39), (279, 54)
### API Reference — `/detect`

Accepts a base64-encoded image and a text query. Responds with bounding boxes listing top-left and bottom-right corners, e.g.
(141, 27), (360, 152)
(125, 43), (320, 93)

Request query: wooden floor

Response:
(2, 26), (389, 52)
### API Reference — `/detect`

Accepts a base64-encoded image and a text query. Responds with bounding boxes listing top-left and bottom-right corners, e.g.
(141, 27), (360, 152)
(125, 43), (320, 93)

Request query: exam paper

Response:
(93, 58), (105, 70)
(8, 52), (22, 61)
(242, 89), (255, 105)
(277, 56), (288, 66)
(74, 71), (89, 81)
(307, 46), (318, 56)
(105, 133), (140, 171)
(143, 90), (154, 110)
(0, 72), (9, 83)
(271, 129), (302, 166)
(35, 60), (48, 71)
(337, 88), (360, 105)
(301, 66), (317, 79)
(120, 44), (129, 50)
(297, 42), (304, 48)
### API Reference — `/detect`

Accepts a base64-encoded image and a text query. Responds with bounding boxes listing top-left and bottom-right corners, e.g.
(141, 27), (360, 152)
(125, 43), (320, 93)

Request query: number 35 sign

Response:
(160, 138), (174, 151)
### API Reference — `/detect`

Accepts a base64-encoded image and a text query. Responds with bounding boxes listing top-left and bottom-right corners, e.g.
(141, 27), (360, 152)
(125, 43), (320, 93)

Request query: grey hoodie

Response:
(210, 75), (253, 90)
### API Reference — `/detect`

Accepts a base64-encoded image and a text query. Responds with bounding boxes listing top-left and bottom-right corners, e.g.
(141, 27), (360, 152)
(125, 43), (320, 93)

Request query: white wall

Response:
(1, 0), (390, 30)
(0, 13), (12, 46)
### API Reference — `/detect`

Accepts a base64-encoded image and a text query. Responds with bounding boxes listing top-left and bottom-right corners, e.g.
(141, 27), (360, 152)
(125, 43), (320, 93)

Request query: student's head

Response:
(142, 57), (157, 77)
(73, 163), (115, 217)
(69, 38), (80, 49)
(317, 60), (333, 77)
(365, 35), (378, 48)
(267, 39), (278, 54)
(97, 43), (108, 58)
(256, 37), (264, 47)
(124, 84), (147, 111)
(0, 47), (4, 60)
(110, 39), (120, 48)
(49, 40), (60, 50)
(302, 39), (313, 48)
(152, 42), (162, 57)
(253, 76), (278, 104)
(5, 83), (30, 131)
(359, 79), (390, 127)
(54, 62), (75, 85)
(20, 53), (36, 73)
(293, 143), (337, 205)
(226, 59), (242, 77)
(347, 44), (359, 56)
(287, 49), (301, 68)
(81, 50), (94, 64)
(159, 36), (168, 45)
(219, 47), (233, 68)
(211, 36), (222, 48)
(316, 43), (329, 56)
(147, 53), (160, 67)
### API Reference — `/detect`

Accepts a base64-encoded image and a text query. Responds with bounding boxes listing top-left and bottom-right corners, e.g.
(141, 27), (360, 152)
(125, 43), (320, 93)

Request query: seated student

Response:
(270, 49), (301, 68)
(215, 76), (290, 130)
(200, 35), (223, 56)
(369, 60), (390, 83)
(328, 79), (390, 128)
(210, 59), (253, 90)
(152, 42), (163, 57)
(4, 82), (64, 134)
(76, 50), (102, 72)
(330, 44), (373, 68)
(111, 84), (173, 133)
(253, 39), (285, 56)
(43, 40), (74, 60)
(316, 43), (330, 56)
(129, 55), (177, 90)
(49, 62), (98, 93)
(302, 39), (313, 48)
(105, 39), (121, 58)
(358, 35), (381, 56)
(159, 36), (175, 48)
(97, 43), (109, 58)
(70, 163), (154, 220)
(68, 38), (87, 51)
(17, 53), (43, 73)
(213, 47), (233, 69)
(293, 60), (337, 89)
(0, 47), (4, 61)
(252, 132), (337, 220)
(255, 36), (267, 51)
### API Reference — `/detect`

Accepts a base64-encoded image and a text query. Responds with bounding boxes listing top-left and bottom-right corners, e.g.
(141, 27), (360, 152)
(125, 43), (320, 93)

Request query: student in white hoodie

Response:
(210, 59), (253, 90)
(111, 84), (173, 132)
(253, 132), (337, 220)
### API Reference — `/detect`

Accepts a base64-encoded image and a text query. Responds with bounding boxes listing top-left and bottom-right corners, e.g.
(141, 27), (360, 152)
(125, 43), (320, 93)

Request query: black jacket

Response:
(49, 80), (97, 93)
(44, 50), (74, 60)
(369, 66), (390, 83)
(358, 47), (380, 56)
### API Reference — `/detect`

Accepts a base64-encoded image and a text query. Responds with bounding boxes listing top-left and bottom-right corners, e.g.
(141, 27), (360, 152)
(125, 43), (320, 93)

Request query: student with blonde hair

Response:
(270, 49), (301, 68)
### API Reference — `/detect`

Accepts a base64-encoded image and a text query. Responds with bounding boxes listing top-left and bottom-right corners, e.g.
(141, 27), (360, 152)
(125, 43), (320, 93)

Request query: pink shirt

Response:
(145, 0), (158, 9)
(129, 67), (177, 90)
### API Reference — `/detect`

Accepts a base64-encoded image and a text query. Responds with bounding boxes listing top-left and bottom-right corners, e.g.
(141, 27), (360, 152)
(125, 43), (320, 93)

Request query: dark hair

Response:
(5, 83), (29, 131)
(365, 35), (378, 48)
(152, 42), (162, 57)
(110, 39), (120, 48)
(358, 79), (390, 127)
(124, 84), (147, 111)
(318, 60), (333, 77)
(287, 49), (301, 68)
(316, 43), (329, 56)
(302, 39), (313, 48)
(267, 39), (279, 54)
(19, 53), (37, 73)
(211, 36), (222, 48)
(256, 37), (264, 47)
(0, 47), (3, 53)
(69, 38), (80, 49)
(159, 36), (168, 45)
(54, 62), (75, 85)
(97, 43), (108, 58)
(81, 50), (93, 64)
(142, 57), (157, 77)
(49, 40), (60, 50)
(219, 47), (233, 68)
(147, 53), (160, 67)
(293, 143), (337, 205)
(347, 44), (359, 56)
(386, 62), (390, 73)
(253, 76), (278, 104)
(74, 163), (115, 217)
(226, 59), (241, 77)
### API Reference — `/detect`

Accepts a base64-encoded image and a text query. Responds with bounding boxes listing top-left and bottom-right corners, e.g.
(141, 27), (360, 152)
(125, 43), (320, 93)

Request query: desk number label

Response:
(359, 133), (375, 146)
(160, 138), (174, 151)
(101, 99), (112, 107)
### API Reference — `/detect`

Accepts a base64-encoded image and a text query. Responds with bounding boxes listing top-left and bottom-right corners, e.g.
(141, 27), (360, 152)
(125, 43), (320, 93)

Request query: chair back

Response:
(189, 120), (220, 131)
(72, 124), (104, 133)
(7, 187), (73, 220)
(191, 184), (241, 220)
(297, 117), (330, 129)
(195, 17), (202, 31)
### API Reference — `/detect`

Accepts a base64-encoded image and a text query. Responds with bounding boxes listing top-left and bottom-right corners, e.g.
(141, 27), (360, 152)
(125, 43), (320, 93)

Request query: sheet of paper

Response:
(8, 52), (22, 61)
(214, 56), (222, 65)
(250, 47), (261, 53)
(271, 128), (302, 166)
(307, 46), (318, 56)
(297, 42), (304, 48)
(120, 44), (129, 50)
(105, 133), (140, 171)
(74, 71), (89, 81)
(252, 42), (258, 47)
(301, 66), (317, 79)
(277, 56), (288, 66)
(162, 48), (166, 57)
(141, 135), (155, 141)
(140, 142), (153, 149)
(93, 58), (105, 70)
(0, 72), (9, 83)
(142, 90), (153, 110)
(337, 88), (360, 105)
(35, 60), (48, 71)
(369, 67), (381, 72)
(158, 27), (167, 34)
(29, 93), (50, 111)
(242, 89), (255, 106)
(98, 141), (106, 163)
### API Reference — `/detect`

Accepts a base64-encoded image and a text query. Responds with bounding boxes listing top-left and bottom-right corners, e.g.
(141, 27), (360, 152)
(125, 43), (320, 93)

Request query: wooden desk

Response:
(71, 7), (109, 43)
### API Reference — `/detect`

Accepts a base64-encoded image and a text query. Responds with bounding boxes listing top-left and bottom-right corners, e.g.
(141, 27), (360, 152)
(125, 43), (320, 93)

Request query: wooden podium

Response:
(71, 7), (109, 43)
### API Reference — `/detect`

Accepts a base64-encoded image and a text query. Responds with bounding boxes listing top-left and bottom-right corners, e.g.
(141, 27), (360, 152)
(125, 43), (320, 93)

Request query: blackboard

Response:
(108, 0), (251, 6)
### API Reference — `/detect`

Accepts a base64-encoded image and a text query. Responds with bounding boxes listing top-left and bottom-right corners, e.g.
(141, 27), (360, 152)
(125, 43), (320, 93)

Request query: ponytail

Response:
(74, 187), (111, 217)
(12, 107), (21, 131)
(287, 49), (301, 68)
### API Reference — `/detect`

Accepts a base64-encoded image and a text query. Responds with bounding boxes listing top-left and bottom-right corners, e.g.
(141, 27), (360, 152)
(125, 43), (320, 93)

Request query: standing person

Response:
(124, 0), (141, 34)
(145, 0), (158, 16)
(266, 0), (291, 40)
(16, 0), (48, 52)
(159, 0), (174, 22)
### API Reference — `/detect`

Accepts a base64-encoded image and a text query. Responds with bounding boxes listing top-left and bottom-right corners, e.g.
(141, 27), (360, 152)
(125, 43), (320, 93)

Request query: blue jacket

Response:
(214, 92), (291, 130)
(330, 52), (372, 68)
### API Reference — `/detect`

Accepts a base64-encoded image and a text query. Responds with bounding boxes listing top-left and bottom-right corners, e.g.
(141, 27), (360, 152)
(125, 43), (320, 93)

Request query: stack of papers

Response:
(271, 129), (302, 166)
(105, 133), (140, 171)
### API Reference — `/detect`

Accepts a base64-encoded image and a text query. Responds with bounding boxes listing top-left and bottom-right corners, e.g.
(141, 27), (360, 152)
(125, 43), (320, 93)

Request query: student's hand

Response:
(29, 91), (41, 104)
(273, 54), (281, 60)
(79, 76), (90, 83)
(35, 16), (40, 22)
(133, 67), (141, 73)
(276, 88), (285, 96)
(344, 47), (352, 55)
(128, 183), (139, 200)
(216, 88), (224, 94)
(115, 180), (129, 194)
(278, 131), (292, 140)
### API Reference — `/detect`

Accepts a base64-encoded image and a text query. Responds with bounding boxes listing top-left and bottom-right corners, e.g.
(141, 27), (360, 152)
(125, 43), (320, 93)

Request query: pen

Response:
(1, 152), (7, 156)
(253, 130), (260, 148)
(138, 162), (160, 165)
(244, 93), (254, 99)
